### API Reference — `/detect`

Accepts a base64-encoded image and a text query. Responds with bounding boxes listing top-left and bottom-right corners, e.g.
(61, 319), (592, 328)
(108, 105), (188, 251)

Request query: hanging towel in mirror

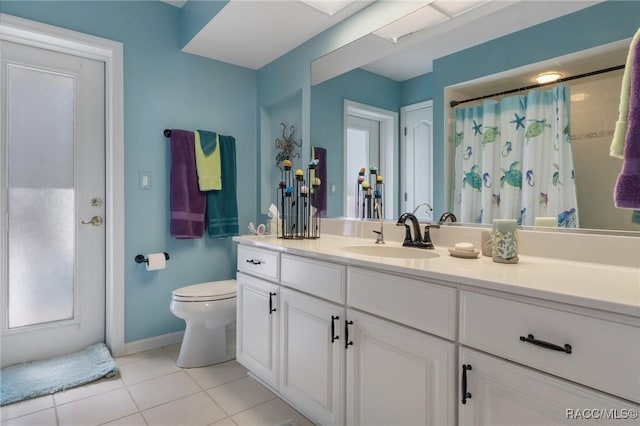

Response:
(207, 135), (239, 237)
(312, 147), (327, 215)
(170, 129), (206, 238)
(614, 30), (640, 210)
(195, 130), (222, 191)
(610, 29), (640, 159)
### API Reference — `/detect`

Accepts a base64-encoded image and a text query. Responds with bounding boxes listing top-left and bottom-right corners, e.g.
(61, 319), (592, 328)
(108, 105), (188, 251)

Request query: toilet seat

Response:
(172, 280), (237, 302)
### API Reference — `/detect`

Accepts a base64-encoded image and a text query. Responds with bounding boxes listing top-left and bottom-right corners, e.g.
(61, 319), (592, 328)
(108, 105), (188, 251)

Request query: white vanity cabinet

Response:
(345, 267), (456, 425)
(459, 348), (639, 425)
(236, 245), (280, 389)
(459, 290), (640, 424)
(346, 309), (455, 426)
(235, 238), (639, 426)
(279, 287), (345, 425)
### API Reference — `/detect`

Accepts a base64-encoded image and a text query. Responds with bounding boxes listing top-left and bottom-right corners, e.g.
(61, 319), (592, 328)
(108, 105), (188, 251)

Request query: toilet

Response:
(169, 280), (237, 368)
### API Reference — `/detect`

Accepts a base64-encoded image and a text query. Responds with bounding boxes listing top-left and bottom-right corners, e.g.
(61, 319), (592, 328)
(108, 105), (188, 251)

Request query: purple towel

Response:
(615, 37), (640, 209)
(170, 129), (206, 238)
(312, 147), (327, 215)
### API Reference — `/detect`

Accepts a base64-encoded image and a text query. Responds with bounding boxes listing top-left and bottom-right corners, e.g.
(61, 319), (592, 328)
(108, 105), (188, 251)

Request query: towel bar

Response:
(163, 129), (172, 137)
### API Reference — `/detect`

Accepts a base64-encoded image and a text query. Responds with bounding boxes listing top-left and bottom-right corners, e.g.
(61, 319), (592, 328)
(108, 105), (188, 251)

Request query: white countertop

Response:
(234, 234), (640, 318)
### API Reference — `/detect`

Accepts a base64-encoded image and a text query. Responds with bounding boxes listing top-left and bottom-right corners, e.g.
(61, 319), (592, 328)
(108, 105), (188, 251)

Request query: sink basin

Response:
(340, 245), (440, 259)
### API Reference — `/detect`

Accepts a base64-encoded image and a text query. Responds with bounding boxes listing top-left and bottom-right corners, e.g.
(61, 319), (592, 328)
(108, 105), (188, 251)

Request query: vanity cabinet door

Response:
(279, 288), (344, 426)
(346, 309), (455, 426)
(236, 272), (279, 389)
(459, 348), (639, 426)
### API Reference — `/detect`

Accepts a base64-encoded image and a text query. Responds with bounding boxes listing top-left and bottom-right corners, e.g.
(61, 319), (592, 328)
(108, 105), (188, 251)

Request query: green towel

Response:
(611, 29), (640, 159)
(195, 130), (222, 190)
(206, 135), (238, 238)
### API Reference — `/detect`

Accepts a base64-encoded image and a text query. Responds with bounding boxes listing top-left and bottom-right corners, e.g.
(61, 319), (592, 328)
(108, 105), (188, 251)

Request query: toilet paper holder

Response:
(135, 252), (170, 264)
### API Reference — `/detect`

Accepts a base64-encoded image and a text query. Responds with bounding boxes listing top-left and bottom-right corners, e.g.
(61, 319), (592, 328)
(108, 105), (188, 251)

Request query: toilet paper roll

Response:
(145, 253), (166, 271)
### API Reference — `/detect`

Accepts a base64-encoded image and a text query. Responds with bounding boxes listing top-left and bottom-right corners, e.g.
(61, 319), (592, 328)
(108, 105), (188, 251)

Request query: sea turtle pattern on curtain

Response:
(452, 85), (579, 228)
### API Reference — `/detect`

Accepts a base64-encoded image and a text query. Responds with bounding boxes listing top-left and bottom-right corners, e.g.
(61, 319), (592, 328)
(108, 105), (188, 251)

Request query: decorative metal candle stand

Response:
(277, 159), (321, 240)
(307, 160), (321, 239)
(374, 175), (384, 219)
(280, 161), (294, 239)
(294, 169), (306, 239)
(355, 167), (365, 218)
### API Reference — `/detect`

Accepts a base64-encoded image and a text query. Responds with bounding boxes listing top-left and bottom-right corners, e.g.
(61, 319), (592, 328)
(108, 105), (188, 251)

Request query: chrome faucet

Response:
(412, 202), (433, 218)
(397, 212), (438, 249)
(373, 201), (385, 244)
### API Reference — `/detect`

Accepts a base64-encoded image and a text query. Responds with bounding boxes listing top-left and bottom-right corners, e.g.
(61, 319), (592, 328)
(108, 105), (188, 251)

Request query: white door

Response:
(345, 115), (379, 218)
(346, 309), (455, 426)
(401, 101), (433, 220)
(236, 272), (279, 388)
(459, 348), (638, 425)
(279, 288), (344, 425)
(0, 40), (105, 367)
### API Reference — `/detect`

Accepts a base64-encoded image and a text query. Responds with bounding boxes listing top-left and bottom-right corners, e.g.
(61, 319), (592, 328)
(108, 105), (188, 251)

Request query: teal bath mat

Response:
(0, 342), (118, 406)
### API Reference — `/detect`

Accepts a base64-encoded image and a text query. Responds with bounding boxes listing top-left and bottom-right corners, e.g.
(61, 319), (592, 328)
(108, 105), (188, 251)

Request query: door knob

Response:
(81, 216), (103, 226)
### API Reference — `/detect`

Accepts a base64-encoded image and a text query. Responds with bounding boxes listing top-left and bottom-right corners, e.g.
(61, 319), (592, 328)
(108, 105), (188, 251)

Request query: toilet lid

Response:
(172, 280), (237, 302)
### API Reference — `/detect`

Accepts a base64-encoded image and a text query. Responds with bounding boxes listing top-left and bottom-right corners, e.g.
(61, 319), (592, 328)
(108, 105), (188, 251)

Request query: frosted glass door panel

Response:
(7, 65), (76, 329)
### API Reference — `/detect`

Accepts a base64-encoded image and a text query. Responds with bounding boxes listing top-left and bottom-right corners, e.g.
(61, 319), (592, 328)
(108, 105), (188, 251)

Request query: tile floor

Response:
(0, 344), (313, 426)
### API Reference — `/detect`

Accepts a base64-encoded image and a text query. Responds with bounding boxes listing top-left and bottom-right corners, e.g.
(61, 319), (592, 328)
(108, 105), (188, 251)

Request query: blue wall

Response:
(0, 1), (258, 343)
(431, 0), (640, 214)
(311, 68), (402, 217)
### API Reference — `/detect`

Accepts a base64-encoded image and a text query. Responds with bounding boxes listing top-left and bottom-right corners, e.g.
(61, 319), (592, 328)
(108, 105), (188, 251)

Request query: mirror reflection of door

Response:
(343, 100), (397, 219)
(345, 115), (379, 218)
(401, 101), (433, 221)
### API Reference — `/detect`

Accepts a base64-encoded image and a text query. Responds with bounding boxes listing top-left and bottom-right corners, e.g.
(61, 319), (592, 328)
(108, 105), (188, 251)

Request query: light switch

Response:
(139, 171), (151, 190)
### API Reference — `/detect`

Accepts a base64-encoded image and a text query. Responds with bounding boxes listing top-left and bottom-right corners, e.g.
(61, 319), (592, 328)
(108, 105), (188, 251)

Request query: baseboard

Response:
(118, 331), (184, 357)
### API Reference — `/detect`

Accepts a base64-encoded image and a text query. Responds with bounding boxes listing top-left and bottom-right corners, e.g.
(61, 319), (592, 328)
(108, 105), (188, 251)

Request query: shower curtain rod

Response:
(449, 64), (625, 108)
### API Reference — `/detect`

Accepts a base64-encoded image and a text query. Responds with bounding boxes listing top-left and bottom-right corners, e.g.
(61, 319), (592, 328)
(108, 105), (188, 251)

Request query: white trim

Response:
(121, 331), (185, 357)
(400, 100), (433, 215)
(343, 99), (398, 219)
(0, 14), (126, 356)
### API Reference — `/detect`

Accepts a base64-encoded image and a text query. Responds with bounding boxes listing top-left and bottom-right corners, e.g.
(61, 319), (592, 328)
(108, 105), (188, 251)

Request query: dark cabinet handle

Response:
(246, 259), (263, 265)
(331, 316), (340, 343)
(269, 292), (277, 314)
(345, 320), (353, 349)
(461, 364), (472, 404)
(519, 334), (572, 354)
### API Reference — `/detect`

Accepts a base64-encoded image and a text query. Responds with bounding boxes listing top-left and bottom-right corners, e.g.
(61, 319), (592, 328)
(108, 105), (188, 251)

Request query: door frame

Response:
(0, 14), (125, 356)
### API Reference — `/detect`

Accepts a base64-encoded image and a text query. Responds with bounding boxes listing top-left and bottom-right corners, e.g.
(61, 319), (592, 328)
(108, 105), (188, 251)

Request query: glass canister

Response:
(492, 219), (519, 264)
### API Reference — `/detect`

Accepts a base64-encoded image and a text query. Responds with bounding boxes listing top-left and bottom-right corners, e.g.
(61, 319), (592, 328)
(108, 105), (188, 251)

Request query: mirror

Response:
(310, 4), (639, 234)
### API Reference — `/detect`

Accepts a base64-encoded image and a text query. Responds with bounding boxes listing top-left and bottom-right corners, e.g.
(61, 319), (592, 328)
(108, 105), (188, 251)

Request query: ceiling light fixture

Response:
(536, 72), (563, 84)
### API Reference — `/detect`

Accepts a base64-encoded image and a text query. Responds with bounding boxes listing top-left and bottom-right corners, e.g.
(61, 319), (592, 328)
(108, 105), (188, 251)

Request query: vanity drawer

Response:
(347, 268), (456, 340)
(237, 245), (280, 282)
(460, 291), (640, 403)
(280, 254), (346, 303)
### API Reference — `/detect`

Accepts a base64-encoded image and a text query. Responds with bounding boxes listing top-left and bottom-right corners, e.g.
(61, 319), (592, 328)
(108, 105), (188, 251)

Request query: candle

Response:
(534, 216), (557, 227)
(492, 219), (518, 263)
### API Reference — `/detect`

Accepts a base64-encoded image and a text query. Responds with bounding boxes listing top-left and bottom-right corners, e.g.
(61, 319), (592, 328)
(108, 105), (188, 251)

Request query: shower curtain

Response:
(452, 85), (579, 227)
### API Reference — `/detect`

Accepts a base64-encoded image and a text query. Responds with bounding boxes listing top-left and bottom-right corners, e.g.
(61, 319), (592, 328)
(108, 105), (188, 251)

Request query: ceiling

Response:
(168, 0), (606, 80)
(180, 0), (372, 69)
